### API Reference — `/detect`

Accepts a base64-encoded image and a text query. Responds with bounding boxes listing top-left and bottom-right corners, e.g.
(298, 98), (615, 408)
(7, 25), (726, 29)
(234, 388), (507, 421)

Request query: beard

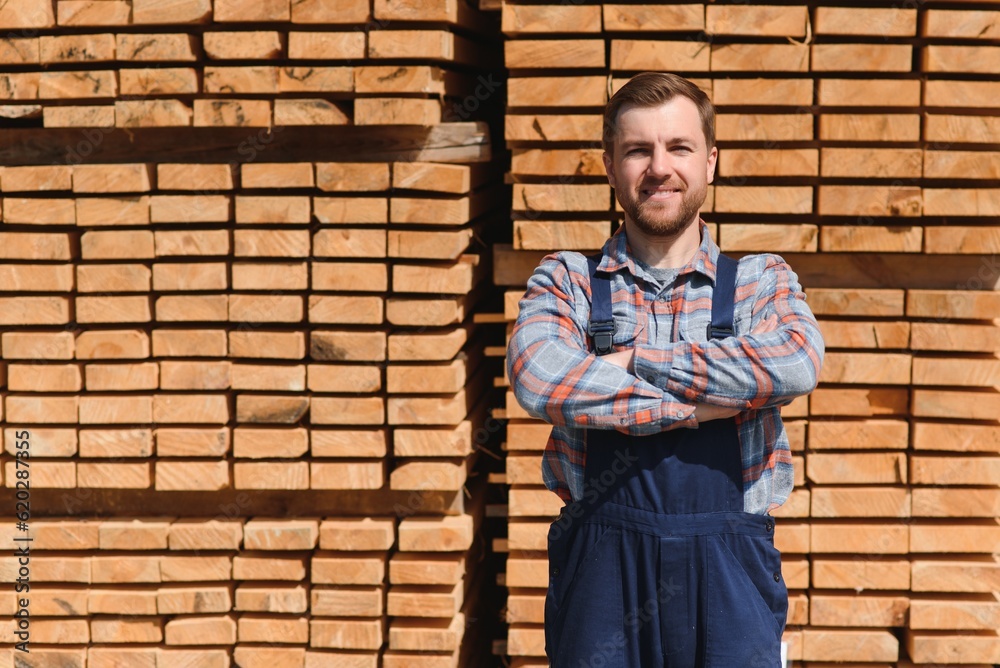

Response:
(617, 180), (706, 238)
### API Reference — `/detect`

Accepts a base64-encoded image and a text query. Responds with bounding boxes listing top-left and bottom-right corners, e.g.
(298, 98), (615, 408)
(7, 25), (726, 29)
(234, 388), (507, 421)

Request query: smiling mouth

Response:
(641, 188), (681, 200)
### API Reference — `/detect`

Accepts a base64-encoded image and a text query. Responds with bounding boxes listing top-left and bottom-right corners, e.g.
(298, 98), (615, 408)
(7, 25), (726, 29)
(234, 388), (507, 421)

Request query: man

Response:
(507, 72), (824, 667)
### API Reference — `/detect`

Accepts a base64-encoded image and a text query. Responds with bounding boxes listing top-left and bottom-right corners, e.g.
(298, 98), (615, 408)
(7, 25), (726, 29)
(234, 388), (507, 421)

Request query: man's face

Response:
(603, 97), (718, 238)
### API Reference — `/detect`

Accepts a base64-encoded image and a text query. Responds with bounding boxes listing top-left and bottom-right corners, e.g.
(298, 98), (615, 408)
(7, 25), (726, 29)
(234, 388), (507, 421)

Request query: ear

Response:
(706, 145), (718, 185)
(603, 151), (616, 189)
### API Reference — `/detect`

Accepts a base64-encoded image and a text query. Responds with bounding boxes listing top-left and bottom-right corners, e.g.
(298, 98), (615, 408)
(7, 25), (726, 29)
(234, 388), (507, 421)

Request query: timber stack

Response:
(0, 0), (504, 666)
(496, 3), (1000, 667)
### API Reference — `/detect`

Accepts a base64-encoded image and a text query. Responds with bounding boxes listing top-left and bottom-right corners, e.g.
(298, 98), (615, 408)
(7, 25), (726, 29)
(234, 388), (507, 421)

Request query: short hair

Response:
(602, 72), (716, 156)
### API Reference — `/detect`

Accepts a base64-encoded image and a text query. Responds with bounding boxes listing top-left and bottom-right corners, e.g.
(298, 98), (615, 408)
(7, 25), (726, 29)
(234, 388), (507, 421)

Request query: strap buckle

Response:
(707, 324), (734, 339)
(588, 319), (616, 355)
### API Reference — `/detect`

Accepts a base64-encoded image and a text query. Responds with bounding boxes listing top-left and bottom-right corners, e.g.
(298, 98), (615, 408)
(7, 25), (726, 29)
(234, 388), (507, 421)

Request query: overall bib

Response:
(543, 253), (788, 668)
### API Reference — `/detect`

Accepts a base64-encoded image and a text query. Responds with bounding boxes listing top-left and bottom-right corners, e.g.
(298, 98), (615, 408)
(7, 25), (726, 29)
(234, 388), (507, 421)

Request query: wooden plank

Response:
(925, 45), (1000, 74)
(807, 452), (907, 485)
(717, 148), (817, 177)
(808, 419), (909, 450)
(913, 389), (1000, 421)
(811, 522), (909, 554)
(506, 40), (605, 69)
(505, 114), (602, 142)
(818, 185), (921, 217)
(711, 78), (812, 106)
(390, 460), (467, 491)
(355, 97), (441, 126)
(912, 488), (1000, 518)
(714, 187), (813, 214)
(912, 455), (1000, 486)
(911, 322), (1000, 353)
(204, 30), (282, 59)
(812, 558), (910, 591)
(925, 79), (1000, 108)
(809, 388), (908, 416)
(712, 43), (809, 72)
(388, 228), (475, 260)
(800, 629), (899, 662)
(820, 352), (911, 384)
(821, 147), (922, 178)
(924, 189), (1000, 216)
(907, 290), (1000, 319)
(808, 289), (904, 317)
(911, 523), (1000, 553)
(0, 124), (490, 166)
(387, 349), (483, 394)
(809, 594), (908, 627)
(513, 220), (608, 251)
(368, 30), (483, 67)
(812, 43), (912, 71)
(926, 115), (1000, 145)
(716, 113), (813, 141)
(611, 39), (710, 71)
(373, 0), (495, 34)
(391, 184), (504, 224)
(814, 7), (916, 36)
(819, 114), (921, 142)
(510, 148), (604, 177)
(820, 226), (922, 253)
(911, 558), (1000, 593)
(387, 366), (488, 425)
(706, 5), (807, 36)
(507, 76), (606, 107)
(603, 4), (703, 31)
(719, 223), (817, 252)
(512, 184), (608, 212)
(811, 487), (910, 518)
(503, 5), (601, 34)
(913, 357), (1000, 387)
(819, 78), (920, 107)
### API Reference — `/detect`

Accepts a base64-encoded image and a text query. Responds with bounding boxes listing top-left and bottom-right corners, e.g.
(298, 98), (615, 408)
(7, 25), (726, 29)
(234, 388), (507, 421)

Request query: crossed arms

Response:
(506, 252), (825, 435)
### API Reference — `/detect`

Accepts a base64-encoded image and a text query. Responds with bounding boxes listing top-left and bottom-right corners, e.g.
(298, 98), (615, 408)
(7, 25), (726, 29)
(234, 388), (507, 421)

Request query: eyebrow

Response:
(619, 138), (696, 149)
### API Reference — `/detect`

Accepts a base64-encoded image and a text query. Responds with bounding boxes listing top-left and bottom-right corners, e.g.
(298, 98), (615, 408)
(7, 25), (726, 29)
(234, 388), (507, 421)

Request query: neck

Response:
(624, 218), (702, 269)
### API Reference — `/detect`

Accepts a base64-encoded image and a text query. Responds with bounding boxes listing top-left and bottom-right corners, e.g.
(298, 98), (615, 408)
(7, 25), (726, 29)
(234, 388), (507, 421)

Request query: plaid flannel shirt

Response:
(507, 221), (825, 514)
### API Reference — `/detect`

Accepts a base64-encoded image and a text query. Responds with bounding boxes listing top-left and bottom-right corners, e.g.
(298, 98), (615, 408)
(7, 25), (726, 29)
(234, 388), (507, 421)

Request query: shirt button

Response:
(773, 572), (781, 583)
(765, 520), (774, 532)
(620, 417), (627, 424)
(676, 411), (684, 418)
(646, 376), (655, 383)
(551, 566), (560, 577)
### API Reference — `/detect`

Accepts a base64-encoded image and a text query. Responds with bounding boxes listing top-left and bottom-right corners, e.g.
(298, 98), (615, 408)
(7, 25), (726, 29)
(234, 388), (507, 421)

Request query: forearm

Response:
(632, 319), (824, 409)
(632, 257), (825, 409)
(508, 334), (697, 434)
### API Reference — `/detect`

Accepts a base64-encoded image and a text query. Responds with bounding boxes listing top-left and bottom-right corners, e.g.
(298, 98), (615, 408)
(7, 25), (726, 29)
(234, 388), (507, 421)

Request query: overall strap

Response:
(708, 252), (738, 340)
(586, 253), (615, 355)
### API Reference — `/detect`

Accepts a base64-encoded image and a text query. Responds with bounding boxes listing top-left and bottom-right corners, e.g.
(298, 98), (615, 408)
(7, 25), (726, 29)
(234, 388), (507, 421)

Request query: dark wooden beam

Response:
(0, 122), (491, 166)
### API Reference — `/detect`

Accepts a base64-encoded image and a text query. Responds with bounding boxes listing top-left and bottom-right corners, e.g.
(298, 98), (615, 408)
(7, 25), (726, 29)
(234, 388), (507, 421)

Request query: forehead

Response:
(615, 97), (705, 145)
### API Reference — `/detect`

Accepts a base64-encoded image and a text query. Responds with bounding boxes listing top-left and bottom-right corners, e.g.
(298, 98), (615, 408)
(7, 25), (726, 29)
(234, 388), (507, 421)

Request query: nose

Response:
(647, 146), (674, 180)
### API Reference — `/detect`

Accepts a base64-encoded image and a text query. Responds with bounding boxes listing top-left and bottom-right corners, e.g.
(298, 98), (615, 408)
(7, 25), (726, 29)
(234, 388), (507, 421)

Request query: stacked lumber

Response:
(0, 510), (489, 667)
(0, 0), (506, 665)
(0, 155), (501, 664)
(0, 0), (499, 128)
(495, 3), (1000, 667)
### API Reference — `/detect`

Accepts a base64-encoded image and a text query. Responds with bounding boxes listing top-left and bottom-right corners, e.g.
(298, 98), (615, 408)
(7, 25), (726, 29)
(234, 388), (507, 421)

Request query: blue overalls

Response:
(543, 253), (787, 668)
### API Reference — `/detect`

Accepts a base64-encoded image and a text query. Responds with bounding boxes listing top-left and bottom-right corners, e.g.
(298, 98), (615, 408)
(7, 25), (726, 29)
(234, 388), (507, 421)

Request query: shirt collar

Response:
(597, 219), (720, 284)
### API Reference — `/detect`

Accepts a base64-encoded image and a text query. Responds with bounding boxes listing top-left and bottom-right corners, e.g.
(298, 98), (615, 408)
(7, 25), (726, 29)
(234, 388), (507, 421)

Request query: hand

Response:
(693, 403), (741, 423)
(600, 349), (634, 372)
